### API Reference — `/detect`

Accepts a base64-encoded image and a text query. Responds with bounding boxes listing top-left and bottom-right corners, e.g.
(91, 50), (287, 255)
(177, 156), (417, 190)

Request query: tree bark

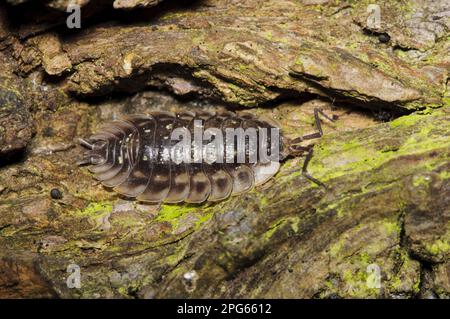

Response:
(0, 0), (448, 298)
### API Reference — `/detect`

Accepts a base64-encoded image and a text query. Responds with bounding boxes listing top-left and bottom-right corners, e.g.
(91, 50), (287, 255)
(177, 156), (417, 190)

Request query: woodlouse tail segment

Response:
(76, 138), (108, 166)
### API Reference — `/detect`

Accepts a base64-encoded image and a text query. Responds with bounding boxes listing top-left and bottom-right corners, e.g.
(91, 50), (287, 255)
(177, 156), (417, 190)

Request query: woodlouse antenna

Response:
(288, 108), (338, 153)
(285, 108), (339, 188)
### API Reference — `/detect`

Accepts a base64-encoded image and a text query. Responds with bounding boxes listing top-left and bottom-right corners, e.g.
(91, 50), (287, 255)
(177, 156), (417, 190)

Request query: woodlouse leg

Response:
(77, 138), (95, 165)
(331, 98), (337, 111)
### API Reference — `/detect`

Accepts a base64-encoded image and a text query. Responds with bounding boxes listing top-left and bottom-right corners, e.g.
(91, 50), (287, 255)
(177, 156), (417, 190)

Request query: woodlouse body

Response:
(79, 111), (289, 203)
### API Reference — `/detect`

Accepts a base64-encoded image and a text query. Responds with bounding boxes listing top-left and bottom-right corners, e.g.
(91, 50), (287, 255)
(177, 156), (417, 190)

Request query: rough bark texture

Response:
(0, 0), (449, 298)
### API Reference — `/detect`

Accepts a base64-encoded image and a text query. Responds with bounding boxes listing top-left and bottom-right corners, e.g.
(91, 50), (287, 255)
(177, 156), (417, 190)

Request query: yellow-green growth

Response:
(75, 201), (113, 217)
(426, 239), (450, 255)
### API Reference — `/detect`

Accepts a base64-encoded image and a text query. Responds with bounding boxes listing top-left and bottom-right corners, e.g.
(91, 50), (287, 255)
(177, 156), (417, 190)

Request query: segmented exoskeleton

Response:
(78, 109), (336, 203)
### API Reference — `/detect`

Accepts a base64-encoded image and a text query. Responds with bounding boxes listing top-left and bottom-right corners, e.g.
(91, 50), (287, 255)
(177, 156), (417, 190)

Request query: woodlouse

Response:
(78, 109), (336, 203)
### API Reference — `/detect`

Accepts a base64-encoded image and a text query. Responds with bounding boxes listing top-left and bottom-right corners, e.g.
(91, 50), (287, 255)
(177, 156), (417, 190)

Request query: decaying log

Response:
(0, 0), (448, 298)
